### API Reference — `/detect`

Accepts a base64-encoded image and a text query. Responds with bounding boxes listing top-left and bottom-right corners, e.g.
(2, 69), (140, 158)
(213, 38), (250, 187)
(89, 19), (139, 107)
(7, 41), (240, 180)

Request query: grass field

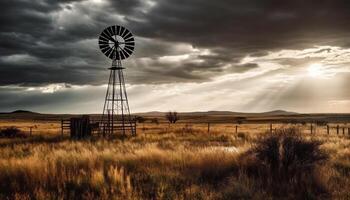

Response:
(0, 115), (349, 199)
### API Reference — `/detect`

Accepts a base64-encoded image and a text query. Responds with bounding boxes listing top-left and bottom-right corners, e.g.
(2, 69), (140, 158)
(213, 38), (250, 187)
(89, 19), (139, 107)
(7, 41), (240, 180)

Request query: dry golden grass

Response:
(0, 120), (349, 199)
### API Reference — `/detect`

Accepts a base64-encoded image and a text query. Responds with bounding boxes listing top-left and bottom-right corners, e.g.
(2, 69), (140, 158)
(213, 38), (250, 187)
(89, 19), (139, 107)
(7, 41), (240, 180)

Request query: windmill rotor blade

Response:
(99, 35), (110, 42)
(109, 49), (119, 60)
(103, 47), (112, 55)
(124, 37), (134, 43)
(125, 43), (134, 48)
(99, 25), (135, 60)
(116, 26), (121, 35)
(99, 40), (109, 45)
(99, 44), (109, 49)
(124, 36), (133, 42)
(119, 26), (126, 37)
(121, 29), (129, 37)
(124, 41), (135, 46)
(99, 45), (109, 50)
(114, 25), (117, 36)
(101, 46), (111, 53)
(101, 32), (111, 41)
(99, 36), (109, 42)
(121, 48), (130, 56)
(99, 42), (109, 47)
(104, 29), (112, 38)
(107, 26), (114, 36)
(105, 27), (111, 36)
(107, 47), (116, 58)
(110, 25), (116, 35)
(122, 50), (131, 59)
(124, 32), (132, 40)
(103, 47), (113, 57)
(123, 47), (133, 55)
(121, 50), (127, 60)
(124, 45), (134, 51)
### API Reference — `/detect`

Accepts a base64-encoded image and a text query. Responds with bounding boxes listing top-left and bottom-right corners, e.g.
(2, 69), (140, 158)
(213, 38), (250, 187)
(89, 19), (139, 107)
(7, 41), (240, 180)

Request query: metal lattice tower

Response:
(98, 25), (136, 136)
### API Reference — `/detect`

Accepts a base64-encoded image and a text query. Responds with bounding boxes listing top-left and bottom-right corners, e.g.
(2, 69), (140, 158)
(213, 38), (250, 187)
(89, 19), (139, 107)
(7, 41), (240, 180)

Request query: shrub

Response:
(245, 128), (329, 198)
(315, 120), (328, 126)
(0, 127), (26, 138)
(135, 116), (146, 123)
(234, 117), (246, 124)
(165, 112), (179, 124)
(150, 118), (159, 124)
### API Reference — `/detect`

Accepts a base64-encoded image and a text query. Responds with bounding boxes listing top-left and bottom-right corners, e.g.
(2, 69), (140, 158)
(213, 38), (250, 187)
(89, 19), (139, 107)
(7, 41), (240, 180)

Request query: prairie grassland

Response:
(0, 121), (349, 199)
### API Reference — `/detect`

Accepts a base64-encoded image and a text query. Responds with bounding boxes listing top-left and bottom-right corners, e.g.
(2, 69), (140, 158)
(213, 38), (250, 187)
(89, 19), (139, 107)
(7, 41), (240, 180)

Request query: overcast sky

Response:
(1, 0), (350, 113)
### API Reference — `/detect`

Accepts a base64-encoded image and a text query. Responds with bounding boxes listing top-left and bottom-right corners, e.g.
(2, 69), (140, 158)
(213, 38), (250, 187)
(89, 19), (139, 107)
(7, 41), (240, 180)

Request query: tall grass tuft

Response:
(244, 127), (329, 198)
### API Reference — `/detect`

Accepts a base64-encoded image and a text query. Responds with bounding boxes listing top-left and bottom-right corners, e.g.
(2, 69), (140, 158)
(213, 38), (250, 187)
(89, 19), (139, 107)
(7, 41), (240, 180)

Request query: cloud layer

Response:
(1, 0), (350, 113)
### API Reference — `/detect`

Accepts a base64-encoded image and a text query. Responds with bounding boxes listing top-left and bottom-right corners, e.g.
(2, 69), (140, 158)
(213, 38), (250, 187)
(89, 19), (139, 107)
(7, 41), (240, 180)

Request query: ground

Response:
(0, 114), (349, 199)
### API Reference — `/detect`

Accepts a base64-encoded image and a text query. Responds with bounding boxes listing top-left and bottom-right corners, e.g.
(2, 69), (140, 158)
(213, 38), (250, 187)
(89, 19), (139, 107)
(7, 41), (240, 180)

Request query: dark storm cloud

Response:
(131, 0), (350, 51)
(1, 0), (350, 86)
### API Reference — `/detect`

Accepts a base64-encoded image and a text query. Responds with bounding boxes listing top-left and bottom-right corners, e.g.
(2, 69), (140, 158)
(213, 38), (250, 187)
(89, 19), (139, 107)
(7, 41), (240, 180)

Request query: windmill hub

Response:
(98, 25), (136, 136)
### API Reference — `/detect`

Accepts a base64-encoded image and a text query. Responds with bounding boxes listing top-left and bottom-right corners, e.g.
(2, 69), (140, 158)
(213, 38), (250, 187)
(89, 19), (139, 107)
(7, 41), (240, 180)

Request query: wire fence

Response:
(1, 120), (350, 138)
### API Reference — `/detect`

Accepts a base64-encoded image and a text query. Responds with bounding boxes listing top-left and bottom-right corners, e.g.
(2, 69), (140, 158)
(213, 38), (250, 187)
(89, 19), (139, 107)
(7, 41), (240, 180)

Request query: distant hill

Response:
(11, 110), (38, 114)
(135, 110), (298, 116)
(1, 109), (350, 123)
(260, 110), (298, 116)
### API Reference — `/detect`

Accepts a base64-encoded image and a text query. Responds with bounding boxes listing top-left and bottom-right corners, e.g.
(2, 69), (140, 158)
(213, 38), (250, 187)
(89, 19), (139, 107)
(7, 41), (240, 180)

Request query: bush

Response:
(135, 116), (146, 123)
(245, 128), (329, 198)
(315, 120), (328, 126)
(150, 118), (159, 124)
(234, 117), (246, 124)
(165, 112), (179, 124)
(0, 127), (27, 138)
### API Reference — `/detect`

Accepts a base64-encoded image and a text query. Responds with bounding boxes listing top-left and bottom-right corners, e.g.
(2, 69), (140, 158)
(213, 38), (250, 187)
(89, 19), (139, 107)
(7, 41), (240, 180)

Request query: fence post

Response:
(134, 120), (137, 136)
(310, 123), (313, 134)
(342, 127), (345, 135)
(61, 120), (63, 137)
(29, 127), (32, 137)
(207, 123), (210, 133)
(270, 123), (272, 134)
(235, 125), (238, 134)
(327, 125), (329, 135)
(348, 128), (350, 136)
(337, 125), (339, 135)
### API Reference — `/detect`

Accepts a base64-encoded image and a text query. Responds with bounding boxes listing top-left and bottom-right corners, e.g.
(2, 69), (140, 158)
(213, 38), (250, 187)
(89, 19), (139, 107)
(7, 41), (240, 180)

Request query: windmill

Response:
(98, 25), (136, 136)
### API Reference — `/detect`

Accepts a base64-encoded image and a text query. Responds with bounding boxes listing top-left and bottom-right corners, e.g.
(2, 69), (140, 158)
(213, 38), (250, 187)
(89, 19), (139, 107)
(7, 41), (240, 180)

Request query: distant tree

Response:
(151, 118), (159, 125)
(135, 116), (146, 123)
(234, 117), (246, 125)
(166, 111), (179, 123)
(135, 116), (147, 130)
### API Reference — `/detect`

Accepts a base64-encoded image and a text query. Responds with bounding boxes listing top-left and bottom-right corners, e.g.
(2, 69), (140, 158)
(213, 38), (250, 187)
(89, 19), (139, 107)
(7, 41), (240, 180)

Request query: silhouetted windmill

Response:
(98, 25), (136, 136)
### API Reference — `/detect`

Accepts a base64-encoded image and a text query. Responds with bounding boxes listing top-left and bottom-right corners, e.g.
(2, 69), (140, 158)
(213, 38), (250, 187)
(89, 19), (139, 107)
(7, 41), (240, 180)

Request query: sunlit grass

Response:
(0, 122), (348, 199)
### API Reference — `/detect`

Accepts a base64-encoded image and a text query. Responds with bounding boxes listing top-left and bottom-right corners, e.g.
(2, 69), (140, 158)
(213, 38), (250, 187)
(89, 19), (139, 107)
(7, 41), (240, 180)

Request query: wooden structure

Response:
(70, 115), (91, 139)
(61, 115), (136, 138)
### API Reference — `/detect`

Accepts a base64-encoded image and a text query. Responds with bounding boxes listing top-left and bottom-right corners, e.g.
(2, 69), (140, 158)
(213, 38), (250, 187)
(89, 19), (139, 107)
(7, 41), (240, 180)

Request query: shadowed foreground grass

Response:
(0, 126), (349, 199)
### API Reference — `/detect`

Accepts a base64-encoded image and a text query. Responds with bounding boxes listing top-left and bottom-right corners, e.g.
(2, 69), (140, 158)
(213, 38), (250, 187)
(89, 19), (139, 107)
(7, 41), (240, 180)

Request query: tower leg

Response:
(101, 60), (135, 136)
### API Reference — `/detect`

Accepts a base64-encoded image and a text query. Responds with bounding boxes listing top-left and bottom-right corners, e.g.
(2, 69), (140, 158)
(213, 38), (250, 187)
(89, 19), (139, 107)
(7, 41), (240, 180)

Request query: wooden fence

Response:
(61, 118), (137, 137)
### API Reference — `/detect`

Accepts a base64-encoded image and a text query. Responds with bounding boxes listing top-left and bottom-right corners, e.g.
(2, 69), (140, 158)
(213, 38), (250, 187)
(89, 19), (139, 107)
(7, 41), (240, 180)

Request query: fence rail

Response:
(61, 118), (137, 137)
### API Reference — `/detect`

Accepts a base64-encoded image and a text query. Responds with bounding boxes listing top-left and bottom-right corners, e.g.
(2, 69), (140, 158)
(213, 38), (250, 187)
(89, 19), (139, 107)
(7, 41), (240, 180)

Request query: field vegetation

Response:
(0, 120), (349, 199)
